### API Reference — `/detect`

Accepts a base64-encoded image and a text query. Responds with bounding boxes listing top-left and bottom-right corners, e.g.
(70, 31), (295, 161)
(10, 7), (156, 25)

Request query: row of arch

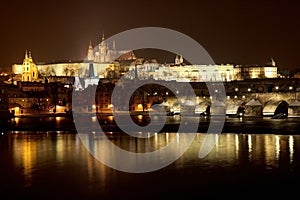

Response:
(159, 99), (300, 118)
(214, 100), (298, 117)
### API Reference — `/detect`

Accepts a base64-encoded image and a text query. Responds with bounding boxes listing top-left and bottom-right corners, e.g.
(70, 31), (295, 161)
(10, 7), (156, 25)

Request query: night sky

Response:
(0, 0), (300, 73)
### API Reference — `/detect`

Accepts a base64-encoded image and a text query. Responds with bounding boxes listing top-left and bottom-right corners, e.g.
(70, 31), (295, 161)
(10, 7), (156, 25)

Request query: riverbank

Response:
(1, 115), (300, 135)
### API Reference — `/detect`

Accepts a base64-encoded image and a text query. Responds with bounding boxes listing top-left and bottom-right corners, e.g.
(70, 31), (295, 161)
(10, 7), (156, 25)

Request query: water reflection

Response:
(10, 132), (299, 171)
(289, 135), (294, 163)
(3, 131), (300, 198)
(194, 133), (298, 169)
(21, 138), (36, 187)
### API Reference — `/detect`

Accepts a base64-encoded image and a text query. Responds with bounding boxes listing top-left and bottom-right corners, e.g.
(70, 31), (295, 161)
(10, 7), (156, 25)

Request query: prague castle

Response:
(12, 34), (136, 79)
(11, 34), (278, 89)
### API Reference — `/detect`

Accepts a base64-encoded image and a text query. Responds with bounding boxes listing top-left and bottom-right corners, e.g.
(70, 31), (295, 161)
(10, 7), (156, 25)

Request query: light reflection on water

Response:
(2, 115), (300, 198)
(1, 131), (299, 198)
(5, 133), (298, 178)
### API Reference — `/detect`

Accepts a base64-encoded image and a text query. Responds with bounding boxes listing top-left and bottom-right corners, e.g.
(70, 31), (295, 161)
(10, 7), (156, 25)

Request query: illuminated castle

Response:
(87, 33), (136, 63)
(11, 35), (278, 85)
(12, 34), (136, 78)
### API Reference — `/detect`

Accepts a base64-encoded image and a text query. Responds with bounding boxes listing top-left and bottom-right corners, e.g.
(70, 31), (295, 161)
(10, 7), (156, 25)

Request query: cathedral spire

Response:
(25, 50), (28, 59)
(271, 57), (276, 66)
(87, 40), (94, 61)
(112, 40), (116, 50)
(100, 32), (105, 46)
(101, 32), (105, 42)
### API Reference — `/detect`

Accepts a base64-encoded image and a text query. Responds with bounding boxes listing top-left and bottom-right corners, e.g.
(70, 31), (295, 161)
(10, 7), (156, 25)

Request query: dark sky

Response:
(0, 0), (300, 72)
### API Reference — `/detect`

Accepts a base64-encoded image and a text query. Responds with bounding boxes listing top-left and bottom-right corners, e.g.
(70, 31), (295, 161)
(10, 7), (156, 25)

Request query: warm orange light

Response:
(137, 114), (143, 120)
(108, 115), (114, 122)
(56, 116), (62, 121)
(137, 104), (143, 110)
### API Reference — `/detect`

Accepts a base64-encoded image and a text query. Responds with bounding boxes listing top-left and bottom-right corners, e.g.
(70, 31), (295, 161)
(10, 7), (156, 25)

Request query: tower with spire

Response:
(22, 50), (38, 82)
(86, 32), (136, 64)
(87, 40), (94, 61)
(99, 33), (109, 62)
(175, 55), (184, 65)
(271, 57), (276, 66)
(112, 40), (116, 50)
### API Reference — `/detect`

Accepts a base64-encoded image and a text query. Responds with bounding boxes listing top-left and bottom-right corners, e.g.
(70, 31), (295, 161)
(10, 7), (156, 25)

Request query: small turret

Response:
(112, 40), (116, 50)
(87, 40), (94, 61)
(271, 58), (276, 66)
(25, 50), (28, 59)
(101, 33), (105, 46)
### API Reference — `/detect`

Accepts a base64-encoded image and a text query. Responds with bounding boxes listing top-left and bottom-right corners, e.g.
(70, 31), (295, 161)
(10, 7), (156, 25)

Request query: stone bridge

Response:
(200, 92), (299, 117)
(163, 92), (300, 118)
(175, 79), (300, 118)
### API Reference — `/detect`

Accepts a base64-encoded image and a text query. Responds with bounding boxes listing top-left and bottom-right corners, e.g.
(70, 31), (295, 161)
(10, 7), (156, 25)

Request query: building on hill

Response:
(87, 34), (136, 63)
(12, 34), (136, 78)
(11, 40), (278, 87)
(21, 50), (39, 82)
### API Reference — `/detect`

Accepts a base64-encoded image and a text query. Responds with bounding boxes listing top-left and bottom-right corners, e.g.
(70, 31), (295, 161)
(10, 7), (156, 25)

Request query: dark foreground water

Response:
(0, 116), (300, 199)
(1, 131), (300, 199)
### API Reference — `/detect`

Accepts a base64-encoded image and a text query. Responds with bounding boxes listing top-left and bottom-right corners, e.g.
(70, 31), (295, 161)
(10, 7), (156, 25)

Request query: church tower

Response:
(271, 57), (276, 66)
(175, 55), (180, 65)
(112, 40), (116, 50)
(175, 55), (184, 65)
(87, 40), (94, 61)
(99, 33), (109, 62)
(22, 50), (38, 82)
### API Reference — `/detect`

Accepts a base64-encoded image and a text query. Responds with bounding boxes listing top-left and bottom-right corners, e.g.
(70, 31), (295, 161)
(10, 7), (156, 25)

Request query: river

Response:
(0, 115), (299, 199)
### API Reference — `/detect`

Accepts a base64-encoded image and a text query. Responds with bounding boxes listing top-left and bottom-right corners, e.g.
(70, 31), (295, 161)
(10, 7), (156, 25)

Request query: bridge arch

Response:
(195, 101), (210, 116)
(226, 99), (245, 116)
(244, 99), (262, 117)
(263, 100), (289, 116)
(288, 100), (300, 117)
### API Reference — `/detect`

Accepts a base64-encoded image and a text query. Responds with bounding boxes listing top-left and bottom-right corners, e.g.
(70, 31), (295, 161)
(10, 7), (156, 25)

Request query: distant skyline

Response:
(1, 0), (300, 72)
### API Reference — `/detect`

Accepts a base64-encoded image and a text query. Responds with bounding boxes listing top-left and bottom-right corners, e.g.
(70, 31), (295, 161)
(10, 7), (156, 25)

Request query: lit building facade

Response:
(123, 57), (278, 82)
(13, 61), (111, 78)
(88, 34), (136, 63)
(234, 65), (278, 80)
(12, 34), (136, 79)
(12, 42), (278, 85)
(125, 63), (237, 82)
(21, 50), (38, 82)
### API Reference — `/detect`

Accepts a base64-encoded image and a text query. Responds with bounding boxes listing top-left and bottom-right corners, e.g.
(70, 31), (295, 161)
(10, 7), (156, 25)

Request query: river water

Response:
(0, 116), (300, 199)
